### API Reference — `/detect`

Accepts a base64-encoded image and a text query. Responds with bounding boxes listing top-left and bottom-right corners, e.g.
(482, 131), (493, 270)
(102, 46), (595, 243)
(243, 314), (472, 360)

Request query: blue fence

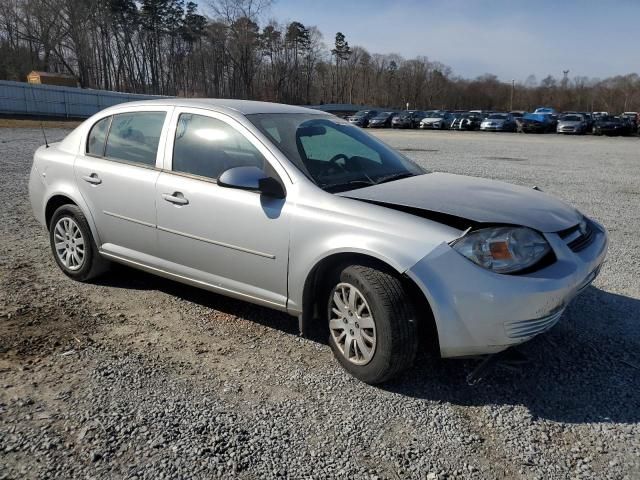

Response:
(0, 80), (170, 118)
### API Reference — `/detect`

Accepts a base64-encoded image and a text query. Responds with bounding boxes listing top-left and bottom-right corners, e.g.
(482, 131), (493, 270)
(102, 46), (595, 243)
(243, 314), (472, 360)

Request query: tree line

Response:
(1, 0), (639, 113)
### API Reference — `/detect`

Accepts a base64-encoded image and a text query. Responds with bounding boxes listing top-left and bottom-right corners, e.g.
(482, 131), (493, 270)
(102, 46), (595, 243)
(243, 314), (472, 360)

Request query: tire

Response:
(326, 264), (418, 384)
(49, 204), (109, 282)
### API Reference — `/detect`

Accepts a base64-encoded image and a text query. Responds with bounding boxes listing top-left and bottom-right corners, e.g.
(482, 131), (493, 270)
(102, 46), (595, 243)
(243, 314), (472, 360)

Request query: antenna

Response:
(27, 82), (49, 148)
(40, 122), (49, 148)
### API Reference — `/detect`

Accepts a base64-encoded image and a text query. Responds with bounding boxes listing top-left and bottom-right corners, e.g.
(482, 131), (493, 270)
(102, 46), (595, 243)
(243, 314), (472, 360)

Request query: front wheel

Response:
(327, 265), (418, 384)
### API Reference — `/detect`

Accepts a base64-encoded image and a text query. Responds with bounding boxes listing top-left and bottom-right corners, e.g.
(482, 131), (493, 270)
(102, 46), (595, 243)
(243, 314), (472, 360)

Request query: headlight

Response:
(450, 226), (551, 273)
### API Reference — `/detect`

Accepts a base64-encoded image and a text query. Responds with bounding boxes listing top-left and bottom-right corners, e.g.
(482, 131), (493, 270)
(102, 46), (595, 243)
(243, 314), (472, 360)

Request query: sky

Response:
(269, 0), (638, 82)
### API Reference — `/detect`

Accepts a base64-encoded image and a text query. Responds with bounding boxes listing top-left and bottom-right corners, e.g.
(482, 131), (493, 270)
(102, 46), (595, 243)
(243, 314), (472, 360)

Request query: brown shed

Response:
(27, 71), (78, 88)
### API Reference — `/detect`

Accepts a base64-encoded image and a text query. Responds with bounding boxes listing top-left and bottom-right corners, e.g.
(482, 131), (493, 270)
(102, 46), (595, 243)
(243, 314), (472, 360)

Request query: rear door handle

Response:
(82, 173), (102, 185)
(162, 192), (189, 205)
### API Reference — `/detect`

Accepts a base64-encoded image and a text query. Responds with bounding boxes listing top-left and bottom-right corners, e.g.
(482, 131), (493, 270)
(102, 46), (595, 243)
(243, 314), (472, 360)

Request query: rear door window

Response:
(104, 112), (166, 166)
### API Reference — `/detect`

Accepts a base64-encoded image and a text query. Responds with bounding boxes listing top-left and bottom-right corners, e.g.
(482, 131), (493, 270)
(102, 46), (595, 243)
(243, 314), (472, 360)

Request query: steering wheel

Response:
(318, 153), (351, 177)
(329, 153), (350, 169)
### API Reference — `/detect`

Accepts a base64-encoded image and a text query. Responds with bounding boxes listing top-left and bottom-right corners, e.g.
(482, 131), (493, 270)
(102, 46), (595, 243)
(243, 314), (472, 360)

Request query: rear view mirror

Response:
(218, 166), (286, 199)
(297, 125), (326, 137)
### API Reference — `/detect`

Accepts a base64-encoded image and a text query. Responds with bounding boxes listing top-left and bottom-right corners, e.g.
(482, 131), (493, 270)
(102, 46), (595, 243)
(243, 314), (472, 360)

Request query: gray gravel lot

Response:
(1, 127), (639, 479)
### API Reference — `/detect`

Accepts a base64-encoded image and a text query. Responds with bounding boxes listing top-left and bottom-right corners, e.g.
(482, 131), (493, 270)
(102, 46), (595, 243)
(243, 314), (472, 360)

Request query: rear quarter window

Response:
(87, 116), (111, 156)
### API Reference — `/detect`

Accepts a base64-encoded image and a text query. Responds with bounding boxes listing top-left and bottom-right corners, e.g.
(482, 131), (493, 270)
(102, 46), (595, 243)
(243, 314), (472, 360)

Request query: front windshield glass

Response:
(248, 113), (425, 192)
(561, 115), (583, 121)
(353, 110), (370, 117)
(487, 114), (508, 120)
(374, 112), (394, 119)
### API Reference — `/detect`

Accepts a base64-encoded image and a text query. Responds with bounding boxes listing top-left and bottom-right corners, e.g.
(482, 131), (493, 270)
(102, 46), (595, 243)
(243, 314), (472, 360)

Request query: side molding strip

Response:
(157, 225), (276, 259)
(102, 211), (275, 259)
(103, 210), (155, 228)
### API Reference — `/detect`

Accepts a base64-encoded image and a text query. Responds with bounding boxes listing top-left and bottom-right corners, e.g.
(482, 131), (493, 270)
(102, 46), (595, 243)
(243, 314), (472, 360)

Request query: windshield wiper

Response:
(374, 172), (416, 185)
(321, 179), (375, 193)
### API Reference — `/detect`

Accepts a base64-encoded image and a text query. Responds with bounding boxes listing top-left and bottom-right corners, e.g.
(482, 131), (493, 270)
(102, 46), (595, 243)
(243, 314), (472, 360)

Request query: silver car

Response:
(556, 114), (587, 134)
(29, 99), (608, 384)
(480, 113), (517, 132)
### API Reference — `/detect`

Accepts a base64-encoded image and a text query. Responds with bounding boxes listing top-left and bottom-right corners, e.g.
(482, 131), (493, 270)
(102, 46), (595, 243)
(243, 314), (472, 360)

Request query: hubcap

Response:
(329, 283), (376, 365)
(53, 217), (85, 271)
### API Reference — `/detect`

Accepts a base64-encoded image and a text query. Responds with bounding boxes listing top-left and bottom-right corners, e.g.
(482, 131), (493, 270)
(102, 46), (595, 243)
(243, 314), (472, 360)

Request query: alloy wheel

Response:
(329, 282), (376, 365)
(53, 217), (86, 271)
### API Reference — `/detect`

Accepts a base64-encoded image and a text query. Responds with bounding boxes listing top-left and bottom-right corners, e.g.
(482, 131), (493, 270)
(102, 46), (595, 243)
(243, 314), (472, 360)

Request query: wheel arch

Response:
(299, 251), (440, 353)
(43, 191), (102, 247)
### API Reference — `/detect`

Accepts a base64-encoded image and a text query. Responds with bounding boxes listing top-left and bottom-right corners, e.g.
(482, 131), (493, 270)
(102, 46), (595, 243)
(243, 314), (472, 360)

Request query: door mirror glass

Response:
(218, 166), (286, 199)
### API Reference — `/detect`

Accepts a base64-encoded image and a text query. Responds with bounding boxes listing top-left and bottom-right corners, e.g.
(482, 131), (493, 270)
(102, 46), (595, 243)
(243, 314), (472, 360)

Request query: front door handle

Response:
(162, 192), (189, 205)
(82, 173), (102, 185)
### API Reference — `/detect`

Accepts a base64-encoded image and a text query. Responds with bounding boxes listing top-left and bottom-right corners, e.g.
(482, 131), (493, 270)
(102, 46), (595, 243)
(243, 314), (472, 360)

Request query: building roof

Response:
(28, 71), (77, 79)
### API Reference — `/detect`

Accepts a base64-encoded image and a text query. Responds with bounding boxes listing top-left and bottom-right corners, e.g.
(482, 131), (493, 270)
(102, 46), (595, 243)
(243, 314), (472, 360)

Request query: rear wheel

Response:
(49, 205), (109, 282)
(327, 264), (418, 384)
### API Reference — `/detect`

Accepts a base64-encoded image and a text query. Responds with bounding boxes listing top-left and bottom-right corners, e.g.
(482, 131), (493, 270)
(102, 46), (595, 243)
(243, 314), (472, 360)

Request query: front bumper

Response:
(406, 219), (608, 358)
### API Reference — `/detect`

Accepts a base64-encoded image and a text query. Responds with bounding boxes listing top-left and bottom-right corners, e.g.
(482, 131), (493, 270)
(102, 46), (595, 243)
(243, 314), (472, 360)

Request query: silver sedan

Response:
(29, 99), (608, 383)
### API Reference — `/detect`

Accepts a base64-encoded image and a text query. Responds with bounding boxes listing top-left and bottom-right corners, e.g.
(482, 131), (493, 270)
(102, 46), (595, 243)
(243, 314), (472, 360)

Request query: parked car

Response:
(480, 113), (517, 132)
(592, 115), (632, 136)
(517, 113), (557, 133)
(419, 111), (453, 129)
(556, 114), (588, 134)
(580, 112), (594, 131)
(620, 112), (638, 130)
(451, 112), (483, 131)
(533, 107), (557, 115)
(392, 110), (426, 129)
(347, 110), (378, 127)
(29, 99), (609, 384)
(367, 111), (397, 128)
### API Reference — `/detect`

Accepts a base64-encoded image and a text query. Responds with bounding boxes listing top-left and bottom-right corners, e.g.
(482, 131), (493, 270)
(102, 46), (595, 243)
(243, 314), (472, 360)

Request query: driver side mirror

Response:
(218, 166), (286, 199)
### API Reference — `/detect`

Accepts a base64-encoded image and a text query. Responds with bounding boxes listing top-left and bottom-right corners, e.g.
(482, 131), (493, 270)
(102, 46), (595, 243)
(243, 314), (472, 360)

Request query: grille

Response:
(559, 219), (595, 252)
(504, 308), (565, 339)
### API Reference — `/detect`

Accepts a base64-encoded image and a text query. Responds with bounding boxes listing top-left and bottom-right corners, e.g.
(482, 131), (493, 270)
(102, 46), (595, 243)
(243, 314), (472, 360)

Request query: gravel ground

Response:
(1, 127), (639, 479)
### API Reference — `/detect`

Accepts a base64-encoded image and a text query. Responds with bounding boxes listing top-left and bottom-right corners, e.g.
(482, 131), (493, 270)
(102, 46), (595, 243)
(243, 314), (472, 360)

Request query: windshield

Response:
(487, 114), (508, 120)
(353, 110), (371, 117)
(374, 112), (395, 119)
(427, 113), (445, 119)
(561, 115), (583, 121)
(248, 113), (425, 192)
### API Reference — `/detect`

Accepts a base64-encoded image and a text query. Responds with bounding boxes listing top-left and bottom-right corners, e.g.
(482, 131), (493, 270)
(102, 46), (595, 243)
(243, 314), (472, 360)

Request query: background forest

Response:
(1, 0), (639, 112)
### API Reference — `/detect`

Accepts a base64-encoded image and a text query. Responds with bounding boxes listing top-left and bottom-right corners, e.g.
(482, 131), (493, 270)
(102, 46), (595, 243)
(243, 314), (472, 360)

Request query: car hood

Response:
(339, 172), (582, 232)
(558, 121), (582, 126)
(423, 117), (443, 122)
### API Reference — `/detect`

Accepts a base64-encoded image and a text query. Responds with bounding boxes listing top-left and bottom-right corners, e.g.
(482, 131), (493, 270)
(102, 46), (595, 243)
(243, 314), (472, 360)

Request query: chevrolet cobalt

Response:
(29, 100), (608, 384)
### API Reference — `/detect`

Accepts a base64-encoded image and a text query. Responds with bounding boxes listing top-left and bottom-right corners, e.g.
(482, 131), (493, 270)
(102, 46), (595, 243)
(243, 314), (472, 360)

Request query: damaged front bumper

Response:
(406, 219), (609, 358)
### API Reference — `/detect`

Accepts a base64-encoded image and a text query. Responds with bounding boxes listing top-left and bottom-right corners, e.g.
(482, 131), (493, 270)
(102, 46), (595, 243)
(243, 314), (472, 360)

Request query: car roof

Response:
(106, 98), (325, 117)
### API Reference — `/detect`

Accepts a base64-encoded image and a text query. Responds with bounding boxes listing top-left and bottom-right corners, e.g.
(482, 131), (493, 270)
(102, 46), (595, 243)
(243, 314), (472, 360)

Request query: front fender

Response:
(286, 196), (460, 314)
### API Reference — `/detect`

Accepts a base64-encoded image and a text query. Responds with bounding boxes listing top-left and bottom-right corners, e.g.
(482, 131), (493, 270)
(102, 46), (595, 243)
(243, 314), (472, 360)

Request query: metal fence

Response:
(0, 80), (170, 118)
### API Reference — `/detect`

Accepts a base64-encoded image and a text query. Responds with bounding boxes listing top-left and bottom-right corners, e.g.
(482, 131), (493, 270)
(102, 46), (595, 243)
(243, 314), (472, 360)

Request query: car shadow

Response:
(385, 286), (640, 424)
(95, 267), (639, 424)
